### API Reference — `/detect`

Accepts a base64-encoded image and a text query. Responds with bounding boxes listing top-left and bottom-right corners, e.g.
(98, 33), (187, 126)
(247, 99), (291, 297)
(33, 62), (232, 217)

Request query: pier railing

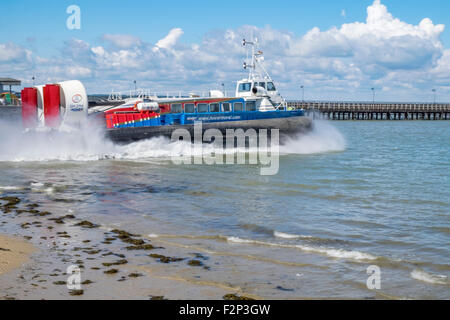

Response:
(107, 89), (232, 101)
(287, 101), (450, 120)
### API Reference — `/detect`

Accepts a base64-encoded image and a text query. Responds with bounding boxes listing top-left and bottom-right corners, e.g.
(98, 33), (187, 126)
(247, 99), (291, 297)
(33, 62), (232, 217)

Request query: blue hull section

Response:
(163, 110), (304, 126)
(106, 112), (312, 143)
(112, 110), (305, 129)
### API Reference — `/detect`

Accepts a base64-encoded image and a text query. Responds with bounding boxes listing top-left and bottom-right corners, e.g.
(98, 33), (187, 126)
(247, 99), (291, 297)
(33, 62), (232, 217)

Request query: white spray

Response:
(280, 120), (346, 155)
(0, 118), (346, 162)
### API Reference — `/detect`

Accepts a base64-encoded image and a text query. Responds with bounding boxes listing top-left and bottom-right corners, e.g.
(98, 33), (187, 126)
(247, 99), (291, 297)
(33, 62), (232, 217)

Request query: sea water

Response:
(0, 118), (448, 299)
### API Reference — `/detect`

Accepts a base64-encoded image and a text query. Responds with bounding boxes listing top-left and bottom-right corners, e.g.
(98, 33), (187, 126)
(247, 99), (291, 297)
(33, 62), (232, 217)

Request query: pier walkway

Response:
(287, 101), (450, 120)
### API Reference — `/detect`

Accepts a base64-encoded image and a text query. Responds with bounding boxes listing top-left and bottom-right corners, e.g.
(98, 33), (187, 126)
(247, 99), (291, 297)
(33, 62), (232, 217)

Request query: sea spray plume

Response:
(0, 119), (117, 162)
(0, 118), (345, 162)
(279, 120), (346, 155)
(116, 136), (196, 159)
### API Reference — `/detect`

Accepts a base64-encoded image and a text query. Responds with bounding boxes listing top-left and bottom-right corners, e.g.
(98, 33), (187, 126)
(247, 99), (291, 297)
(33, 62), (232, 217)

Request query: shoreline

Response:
(0, 195), (257, 300)
(1, 190), (448, 300)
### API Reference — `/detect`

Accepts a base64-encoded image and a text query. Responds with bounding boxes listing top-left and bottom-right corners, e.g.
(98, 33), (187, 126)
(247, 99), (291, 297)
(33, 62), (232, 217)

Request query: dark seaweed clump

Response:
(104, 269), (119, 275)
(102, 259), (128, 267)
(111, 229), (144, 244)
(69, 290), (84, 296)
(0, 197), (21, 213)
(149, 254), (184, 264)
(187, 260), (203, 267)
(149, 296), (167, 300)
(74, 221), (99, 229)
(128, 273), (144, 278)
(223, 294), (255, 301)
(125, 244), (156, 251)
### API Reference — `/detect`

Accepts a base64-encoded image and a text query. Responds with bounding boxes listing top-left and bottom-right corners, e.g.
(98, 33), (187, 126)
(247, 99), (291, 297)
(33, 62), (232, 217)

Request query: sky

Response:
(1, 0), (450, 102)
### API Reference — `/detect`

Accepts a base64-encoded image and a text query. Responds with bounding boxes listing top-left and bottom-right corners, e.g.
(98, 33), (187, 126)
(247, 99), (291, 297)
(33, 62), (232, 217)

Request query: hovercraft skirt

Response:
(106, 116), (312, 143)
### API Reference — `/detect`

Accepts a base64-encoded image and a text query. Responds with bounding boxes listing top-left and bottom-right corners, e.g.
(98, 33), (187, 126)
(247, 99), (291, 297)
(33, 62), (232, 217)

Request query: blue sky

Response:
(4, 0), (450, 50)
(2, 0), (450, 101)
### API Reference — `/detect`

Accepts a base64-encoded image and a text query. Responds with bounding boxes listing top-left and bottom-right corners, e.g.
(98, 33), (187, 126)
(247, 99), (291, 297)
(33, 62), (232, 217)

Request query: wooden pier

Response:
(287, 101), (450, 120)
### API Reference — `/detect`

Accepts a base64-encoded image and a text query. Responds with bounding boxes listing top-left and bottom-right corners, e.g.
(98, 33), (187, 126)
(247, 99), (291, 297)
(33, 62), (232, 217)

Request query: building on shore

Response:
(0, 78), (21, 106)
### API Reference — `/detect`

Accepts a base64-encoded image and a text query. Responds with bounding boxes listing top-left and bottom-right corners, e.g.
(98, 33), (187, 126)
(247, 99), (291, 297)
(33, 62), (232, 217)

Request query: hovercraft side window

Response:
(234, 102), (244, 112)
(238, 83), (251, 92)
(210, 103), (220, 112)
(222, 103), (231, 112)
(171, 103), (182, 113)
(246, 101), (256, 111)
(197, 103), (209, 113)
(184, 103), (195, 113)
(267, 82), (276, 91)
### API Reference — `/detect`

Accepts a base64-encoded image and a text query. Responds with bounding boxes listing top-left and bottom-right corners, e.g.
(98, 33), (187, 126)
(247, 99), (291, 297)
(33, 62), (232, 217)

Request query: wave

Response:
(273, 231), (312, 240)
(0, 182), (55, 193)
(239, 222), (345, 244)
(139, 230), (375, 262)
(147, 233), (159, 238)
(225, 236), (377, 261)
(410, 270), (448, 285)
(0, 186), (24, 191)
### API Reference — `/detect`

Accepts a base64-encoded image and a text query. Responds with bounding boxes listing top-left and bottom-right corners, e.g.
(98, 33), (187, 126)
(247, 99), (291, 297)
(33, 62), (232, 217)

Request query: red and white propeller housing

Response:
(21, 80), (88, 131)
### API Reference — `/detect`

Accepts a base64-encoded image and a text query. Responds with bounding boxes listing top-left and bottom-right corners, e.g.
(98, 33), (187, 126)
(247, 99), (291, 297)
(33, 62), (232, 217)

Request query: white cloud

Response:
(291, 0), (445, 73)
(91, 46), (142, 69)
(66, 66), (92, 77)
(102, 34), (141, 49)
(154, 28), (184, 51)
(0, 42), (31, 63)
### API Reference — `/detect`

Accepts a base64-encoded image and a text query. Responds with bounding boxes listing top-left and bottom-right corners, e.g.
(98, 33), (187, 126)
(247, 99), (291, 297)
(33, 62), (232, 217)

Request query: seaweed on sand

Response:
(69, 290), (84, 296)
(125, 244), (156, 251)
(223, 294), (255, 301)
(102, 259), (128, 267)
(104, 269), (119, 275)
(187, 260), (204, 267)
(149, 254), (184, 264)
(128, 273), (144, 278)
(74, 221), (99, 229)
(0, 197), (21, 213)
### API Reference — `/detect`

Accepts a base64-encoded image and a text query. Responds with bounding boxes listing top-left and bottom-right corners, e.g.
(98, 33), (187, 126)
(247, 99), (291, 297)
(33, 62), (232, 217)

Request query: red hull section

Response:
(105, 107), (160, 129)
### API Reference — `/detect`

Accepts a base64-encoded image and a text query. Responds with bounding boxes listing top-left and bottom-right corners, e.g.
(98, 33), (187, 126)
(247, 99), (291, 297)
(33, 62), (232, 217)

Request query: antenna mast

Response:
(242, 38), (272, 81)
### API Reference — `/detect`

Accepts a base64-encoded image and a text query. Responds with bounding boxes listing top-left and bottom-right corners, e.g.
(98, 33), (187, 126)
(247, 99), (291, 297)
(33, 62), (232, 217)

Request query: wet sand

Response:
(0, 234), (35, 276)
(0, 196), (256, 300)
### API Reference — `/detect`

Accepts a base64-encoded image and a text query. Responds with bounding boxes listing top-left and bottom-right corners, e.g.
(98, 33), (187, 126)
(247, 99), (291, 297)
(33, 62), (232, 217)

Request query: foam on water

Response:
(226, 236), (377, 261)
(410, 270), (448, 285)
(273, 231), (312, 239)
(147, 234), (159, 238)
(0, 186), (23, 191)
(30, 182), (44, 188)
(0, 119), (345, 162)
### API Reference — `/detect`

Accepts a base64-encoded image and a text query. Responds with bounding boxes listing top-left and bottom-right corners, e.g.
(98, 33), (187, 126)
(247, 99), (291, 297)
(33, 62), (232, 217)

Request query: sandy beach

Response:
(0, 195), (258, 300)
(0, 234), (35, 276)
